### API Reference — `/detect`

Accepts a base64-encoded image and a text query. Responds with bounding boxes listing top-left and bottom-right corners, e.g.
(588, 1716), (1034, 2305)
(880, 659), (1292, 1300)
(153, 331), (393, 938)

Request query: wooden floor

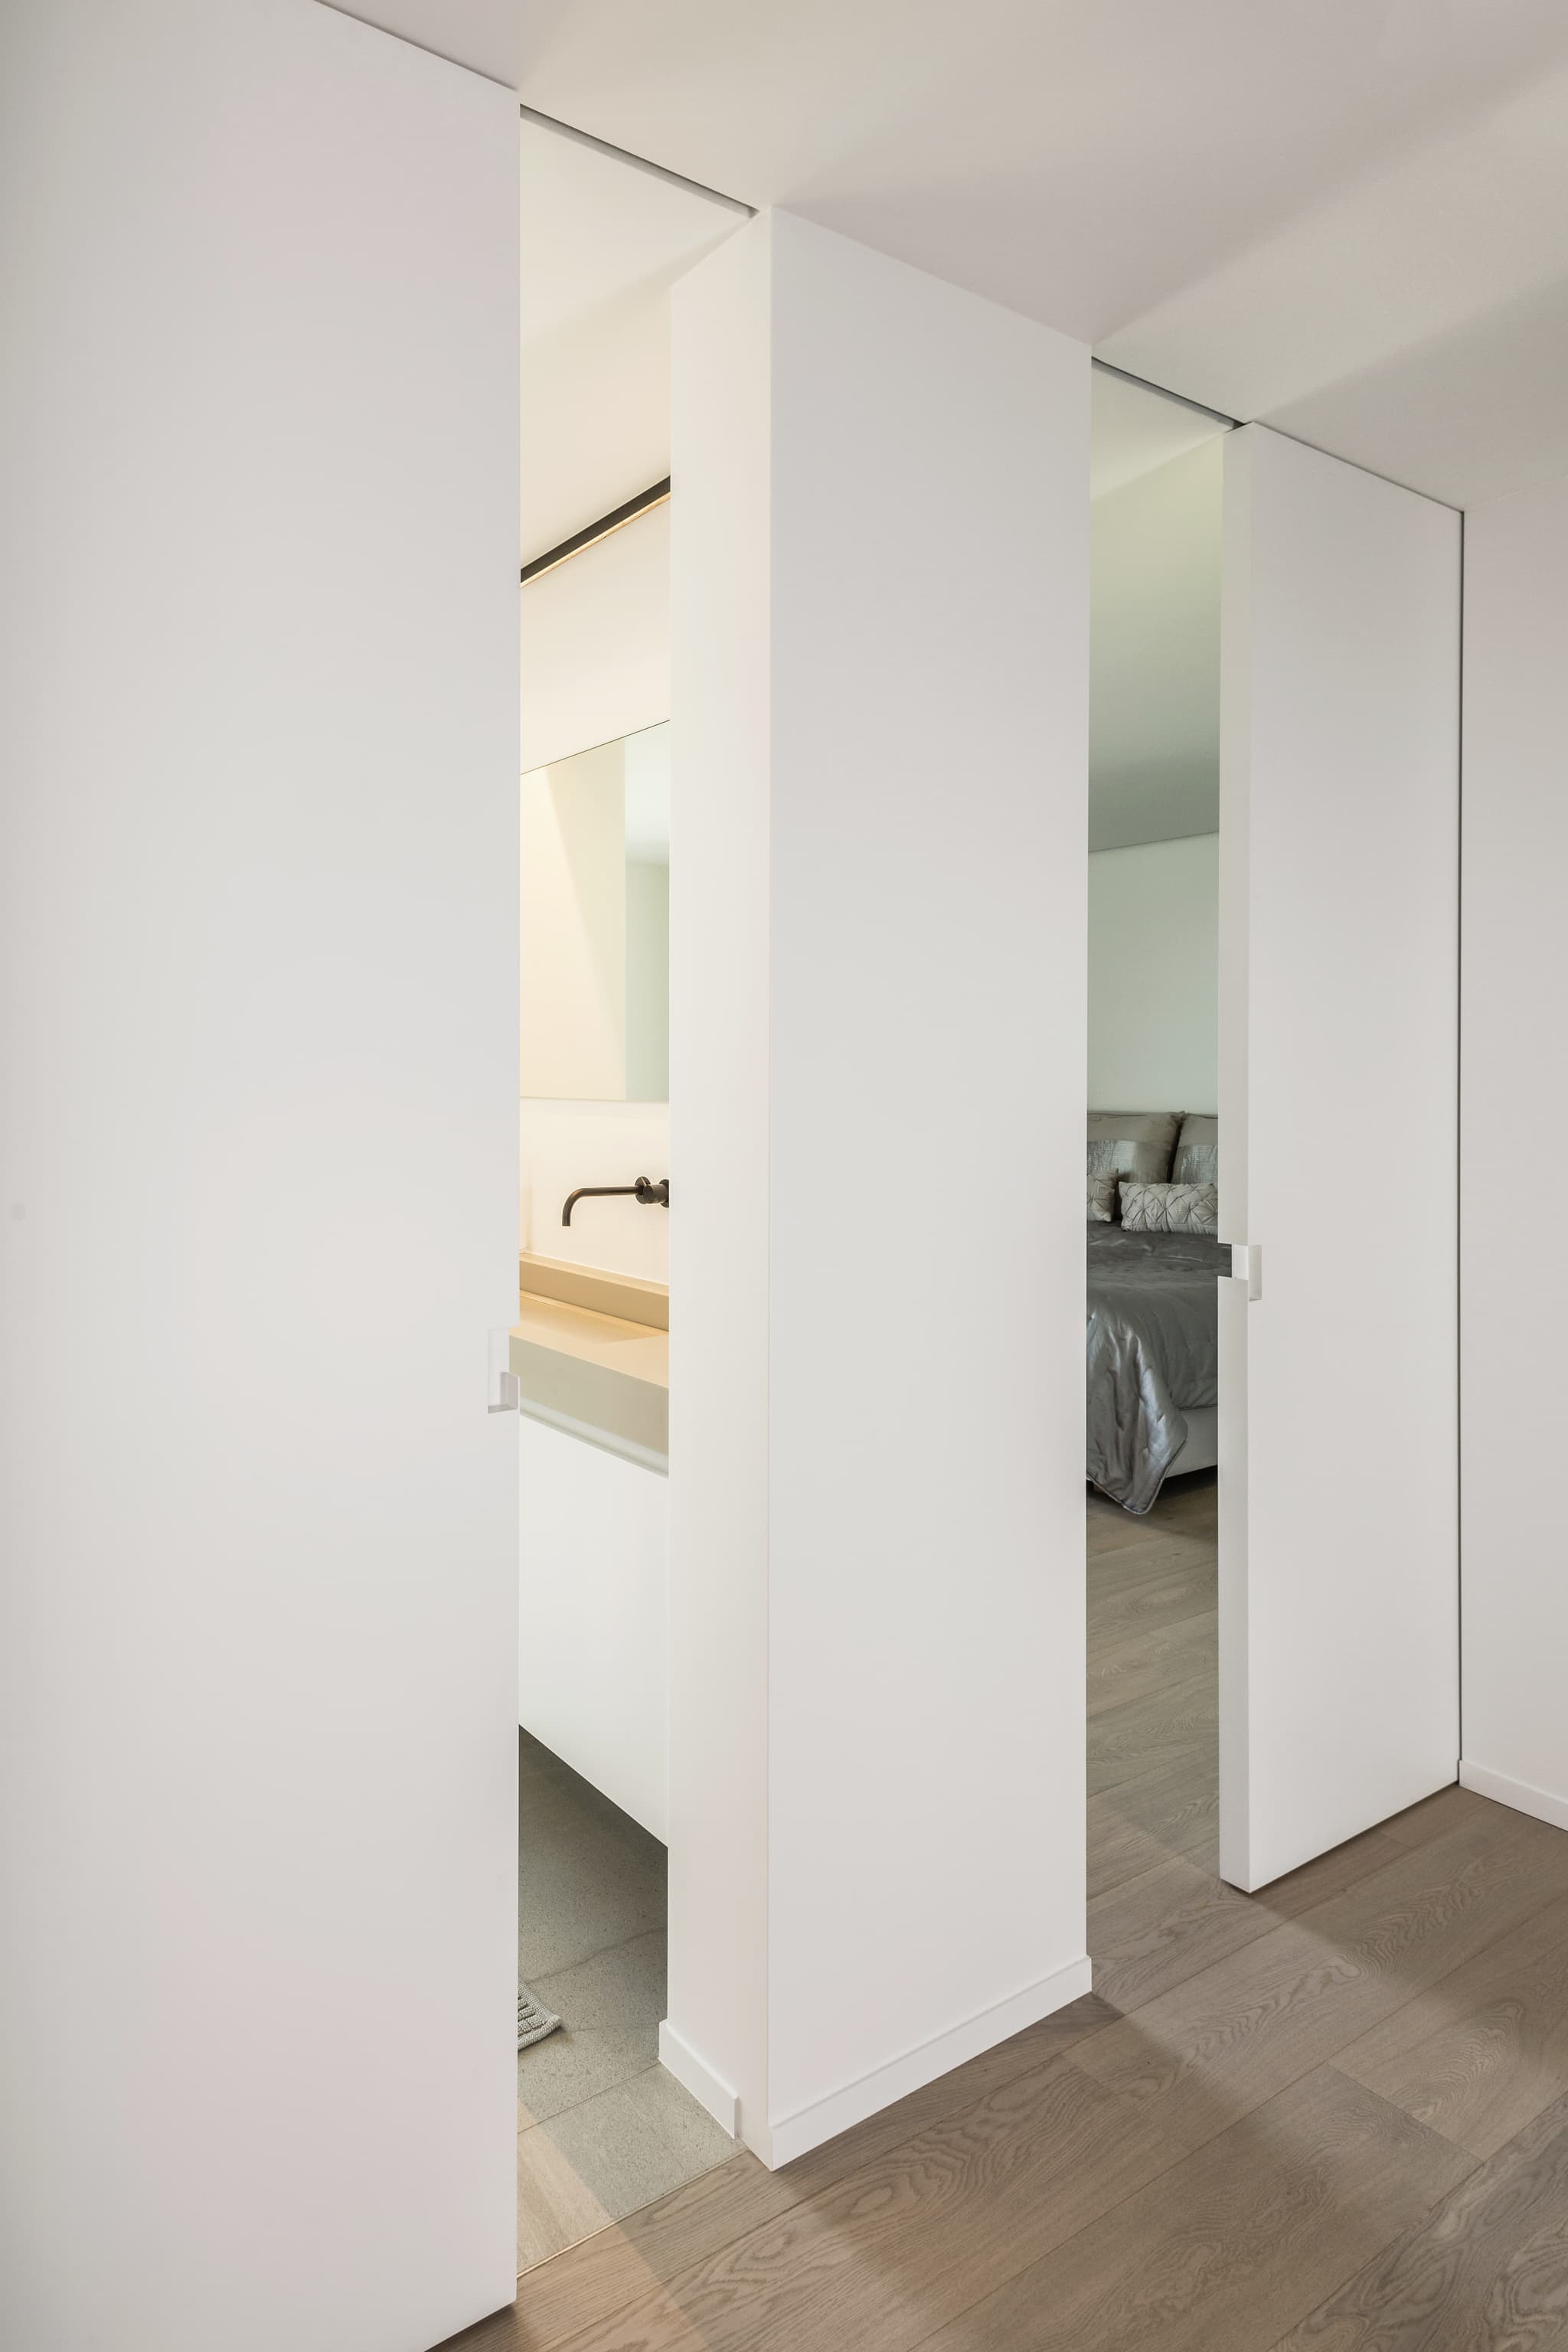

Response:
(451, 1475), (1568, 2351)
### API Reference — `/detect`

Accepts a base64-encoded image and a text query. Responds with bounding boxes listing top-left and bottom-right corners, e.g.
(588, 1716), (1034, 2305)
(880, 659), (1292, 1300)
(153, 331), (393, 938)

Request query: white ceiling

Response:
(513, 0), (1568, 511)
(514, 147), (1226, 851)
(520, 119), (735, 560)
(323, 0), (528, 87)
(521, 132), (1227, 560)
(1089, 371), (1223, 500)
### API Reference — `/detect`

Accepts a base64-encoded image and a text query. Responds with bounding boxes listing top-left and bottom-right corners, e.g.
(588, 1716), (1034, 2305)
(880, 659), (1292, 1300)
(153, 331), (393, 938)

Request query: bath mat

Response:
(518, 1982), (562, 2051)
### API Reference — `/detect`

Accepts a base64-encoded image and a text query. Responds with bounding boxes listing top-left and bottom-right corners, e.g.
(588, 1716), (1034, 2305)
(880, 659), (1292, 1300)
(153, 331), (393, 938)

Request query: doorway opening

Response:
(511, 113), (740, 2275)
(1085, 367), (1228, 1964)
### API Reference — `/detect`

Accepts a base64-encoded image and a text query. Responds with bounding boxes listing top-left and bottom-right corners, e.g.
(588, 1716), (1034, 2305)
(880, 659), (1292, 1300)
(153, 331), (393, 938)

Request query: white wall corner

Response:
(1459, 479), (1568, 1835)
(1459, 1759), (1568, 1838)
(658, 2020), (740, 2141)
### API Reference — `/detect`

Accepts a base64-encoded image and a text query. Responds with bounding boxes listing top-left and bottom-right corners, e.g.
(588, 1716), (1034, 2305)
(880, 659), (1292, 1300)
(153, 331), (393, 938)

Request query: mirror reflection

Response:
(519, 720), (669, 1102)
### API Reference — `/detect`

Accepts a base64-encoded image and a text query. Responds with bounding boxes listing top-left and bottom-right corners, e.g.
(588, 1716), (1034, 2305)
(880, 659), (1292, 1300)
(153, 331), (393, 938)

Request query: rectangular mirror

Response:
(519, 719), (669, 1102)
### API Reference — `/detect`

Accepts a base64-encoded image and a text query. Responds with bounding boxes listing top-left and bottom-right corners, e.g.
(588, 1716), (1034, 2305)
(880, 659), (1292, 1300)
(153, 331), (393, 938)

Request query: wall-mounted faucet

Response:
(561, 1176), (670, 1227)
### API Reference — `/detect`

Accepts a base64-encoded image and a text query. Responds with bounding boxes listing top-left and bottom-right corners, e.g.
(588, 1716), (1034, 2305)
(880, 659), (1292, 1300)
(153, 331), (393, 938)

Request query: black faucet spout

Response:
(561, 1177), (670, 1227)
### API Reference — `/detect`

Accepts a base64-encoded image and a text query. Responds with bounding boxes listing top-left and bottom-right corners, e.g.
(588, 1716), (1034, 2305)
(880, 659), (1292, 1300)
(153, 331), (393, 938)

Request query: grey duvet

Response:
(1087, 1223), (1229, 1514)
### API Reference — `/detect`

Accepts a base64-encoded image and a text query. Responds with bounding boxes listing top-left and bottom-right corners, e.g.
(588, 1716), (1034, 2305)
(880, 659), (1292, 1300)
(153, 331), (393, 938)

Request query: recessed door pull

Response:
(487, 1327), (520, 1414)
(1229, 1243), (1263, 1302)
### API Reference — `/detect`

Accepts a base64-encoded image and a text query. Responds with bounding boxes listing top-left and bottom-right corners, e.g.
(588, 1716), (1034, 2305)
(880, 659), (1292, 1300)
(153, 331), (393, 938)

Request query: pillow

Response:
(1172, 1113), (1218, 1188)
(1119, 1180), (1219, 1236)
(1086, 1172), (1119, 1223)
(1086, 1110), (1181, 1189)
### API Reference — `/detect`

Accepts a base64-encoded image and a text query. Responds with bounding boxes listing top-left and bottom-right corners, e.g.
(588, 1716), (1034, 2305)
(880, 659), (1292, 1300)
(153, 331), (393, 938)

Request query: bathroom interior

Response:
(510, 117), (734, 2273)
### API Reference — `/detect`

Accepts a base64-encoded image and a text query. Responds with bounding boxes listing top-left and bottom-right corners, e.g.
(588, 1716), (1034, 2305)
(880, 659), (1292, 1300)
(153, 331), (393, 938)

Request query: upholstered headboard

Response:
(1086, 1110), (1181, 1185)
(1171, 1113), (1217, 1187)
(1086, 1111), (1218, 1218)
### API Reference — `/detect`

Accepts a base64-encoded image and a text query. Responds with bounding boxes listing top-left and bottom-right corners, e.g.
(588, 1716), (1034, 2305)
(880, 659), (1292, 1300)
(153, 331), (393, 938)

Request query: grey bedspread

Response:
(1087, 1223), (1230, 1514)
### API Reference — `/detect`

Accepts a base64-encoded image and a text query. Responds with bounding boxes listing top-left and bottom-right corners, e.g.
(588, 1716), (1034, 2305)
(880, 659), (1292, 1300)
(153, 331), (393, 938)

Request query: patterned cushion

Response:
(1086, 1110), (1181, 1188)
(1119, 1180), (1219, 1236)
(1172, 1113), (1218, 1188)
(1086, 1172), (1119, 1223)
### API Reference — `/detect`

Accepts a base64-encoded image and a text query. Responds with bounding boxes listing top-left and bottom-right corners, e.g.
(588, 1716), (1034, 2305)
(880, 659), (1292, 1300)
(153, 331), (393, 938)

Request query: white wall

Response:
(518, 741), (627, 1099)
(625, 858), (671, 1101)
(1459, 473), (1568, 1832)
(1091, 436), (1223, 851)
(517, 122), (734, 566)
(1088, 835), (1218, 1112)
(519, 502), (669, 774)
(520, 1102), (671, 1281)
(518, 495), (672, 1276)
(0, 7), (519, 2345)
(668, 211), (1089, 2164)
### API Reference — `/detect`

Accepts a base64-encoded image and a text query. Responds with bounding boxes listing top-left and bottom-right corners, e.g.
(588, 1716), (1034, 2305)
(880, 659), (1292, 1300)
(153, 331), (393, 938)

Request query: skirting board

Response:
(1461, 1757), (1568, 1837)
(658, 2019), (739, 2139)
(756, 1953), (1095, 2171)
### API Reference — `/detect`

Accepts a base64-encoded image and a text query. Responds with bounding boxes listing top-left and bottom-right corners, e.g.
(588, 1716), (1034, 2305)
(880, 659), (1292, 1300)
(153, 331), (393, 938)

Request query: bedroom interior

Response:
(1087, 384), (1224, 1510)
(1085, 370), (1228, 1936)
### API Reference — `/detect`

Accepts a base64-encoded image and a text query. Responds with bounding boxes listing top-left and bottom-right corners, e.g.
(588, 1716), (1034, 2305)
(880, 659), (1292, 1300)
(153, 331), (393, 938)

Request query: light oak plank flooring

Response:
(1334, 1888), (1568, 2160)
(443, 1472), (1568, 2352)
(1273, 2087), (1568, 2348)
(913, 2066), (1477, 2352)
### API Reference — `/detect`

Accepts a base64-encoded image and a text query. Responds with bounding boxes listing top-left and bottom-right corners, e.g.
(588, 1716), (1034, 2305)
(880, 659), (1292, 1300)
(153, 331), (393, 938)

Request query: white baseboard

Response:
(756, 1952), (1095, 2172)
(1460, 1757), (1568, 1836)
(658, 2019), (739, 2138)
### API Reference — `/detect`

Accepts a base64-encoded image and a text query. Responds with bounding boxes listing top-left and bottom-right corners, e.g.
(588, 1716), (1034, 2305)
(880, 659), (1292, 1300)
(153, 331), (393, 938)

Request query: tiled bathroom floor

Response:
(516, 1731), (734, 2275)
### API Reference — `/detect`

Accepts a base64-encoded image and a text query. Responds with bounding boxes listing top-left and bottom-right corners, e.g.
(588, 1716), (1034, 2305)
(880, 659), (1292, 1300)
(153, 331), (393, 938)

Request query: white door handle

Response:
(487, 1327), (520, 1414)
(1229, 1243), (1262, 1302)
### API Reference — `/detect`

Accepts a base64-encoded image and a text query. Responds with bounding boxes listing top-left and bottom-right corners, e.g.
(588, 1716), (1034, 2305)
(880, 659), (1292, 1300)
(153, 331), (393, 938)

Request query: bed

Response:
(1087, 1110), (1228, 1514)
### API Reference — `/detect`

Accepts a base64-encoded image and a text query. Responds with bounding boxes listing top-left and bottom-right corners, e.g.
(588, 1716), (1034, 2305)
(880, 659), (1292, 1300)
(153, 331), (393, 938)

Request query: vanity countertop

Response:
(509, 1259), (668, 1466)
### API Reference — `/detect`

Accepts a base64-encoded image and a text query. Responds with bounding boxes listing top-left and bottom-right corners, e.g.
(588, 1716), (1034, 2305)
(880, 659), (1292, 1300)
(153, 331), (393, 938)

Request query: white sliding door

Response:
(1218, 426), (1459, 1893)
(0, 6), (518, 2348)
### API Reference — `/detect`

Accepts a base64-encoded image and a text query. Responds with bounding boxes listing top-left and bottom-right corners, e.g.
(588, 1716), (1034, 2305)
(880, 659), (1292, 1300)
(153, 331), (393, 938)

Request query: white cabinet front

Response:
(518, 1415), (669, 1840)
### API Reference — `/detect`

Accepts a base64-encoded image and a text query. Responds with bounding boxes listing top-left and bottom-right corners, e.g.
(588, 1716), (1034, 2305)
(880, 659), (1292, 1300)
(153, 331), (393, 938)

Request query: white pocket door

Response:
(0, 6), (518, 2346)
(1218, 426), (1460, 1892)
